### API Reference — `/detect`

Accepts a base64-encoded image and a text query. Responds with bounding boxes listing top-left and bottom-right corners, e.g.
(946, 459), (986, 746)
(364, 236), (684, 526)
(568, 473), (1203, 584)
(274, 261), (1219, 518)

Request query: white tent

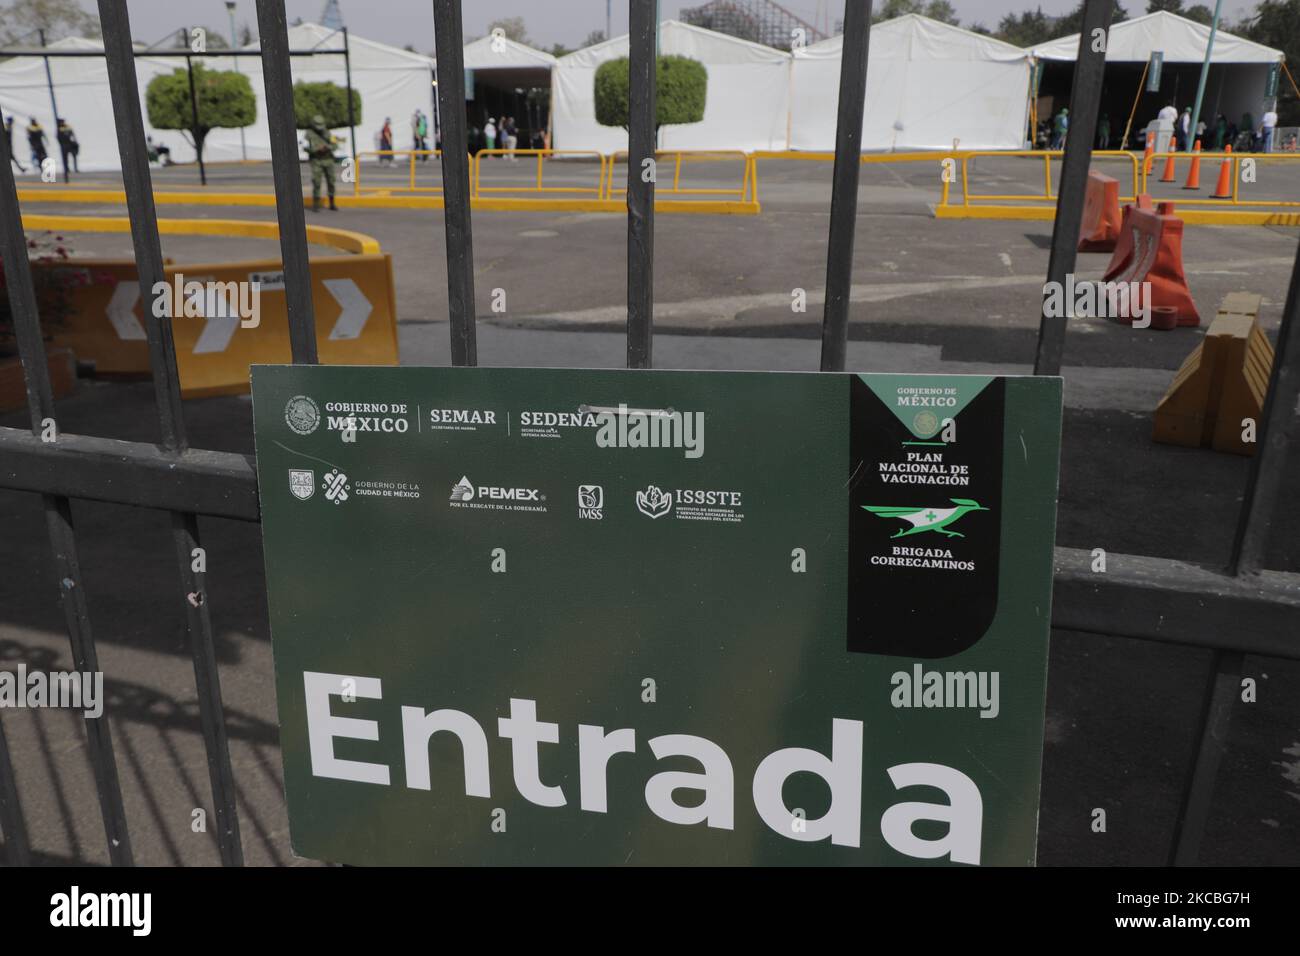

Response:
(0, 37), (182, 173)
(553, 20), (791, 154)
(1030, 11), (1283, 64)
(462, 33), (557, 73)
(201, 22), (436, 164)
(790, 15), (1032, 152)
(1030, 12), (1283, 146)
(0, 24), (435, 172)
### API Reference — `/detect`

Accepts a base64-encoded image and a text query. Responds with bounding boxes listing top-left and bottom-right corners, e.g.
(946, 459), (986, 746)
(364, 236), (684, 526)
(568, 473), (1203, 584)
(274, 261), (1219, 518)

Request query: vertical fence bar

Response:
(1170, 216), (1300, 865)
(0, 84), (133, 868)
(0, 715), (31, 865)
(432, 0), (477, 367)
(343, 27), (357, 167)
(1229, 238), (1300, 577)
(256, 0), (319, 364)
(626, 0), (657, 370)
(1032, 0), (1113, 376)
(98, 0), (245, 866)
(818, 0), (872, 373)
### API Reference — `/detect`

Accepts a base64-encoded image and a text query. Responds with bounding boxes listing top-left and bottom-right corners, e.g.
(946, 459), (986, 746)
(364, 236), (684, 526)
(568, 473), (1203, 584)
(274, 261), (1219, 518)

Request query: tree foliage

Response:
(487, 16), (529, 44)
(293, 80), (361, 129)
(873, 0), (960, 24)
(0, 0), (98, 43)
(996, 7), (1056, 46)
(1054, 1), (1130, 35)
(145, 64), (255, 165)
(594, 55), (707, 131)
(1238, 0), (1300, 123)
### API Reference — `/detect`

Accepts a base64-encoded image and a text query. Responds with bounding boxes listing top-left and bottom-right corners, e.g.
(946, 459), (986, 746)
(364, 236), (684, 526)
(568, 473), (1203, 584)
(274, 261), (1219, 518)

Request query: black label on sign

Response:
(847, 376), (1005, 658)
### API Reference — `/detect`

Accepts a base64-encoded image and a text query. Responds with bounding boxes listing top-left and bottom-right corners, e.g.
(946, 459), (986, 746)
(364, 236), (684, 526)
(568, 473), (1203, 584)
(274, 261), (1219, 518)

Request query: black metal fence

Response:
(0, 0), (1297, 867)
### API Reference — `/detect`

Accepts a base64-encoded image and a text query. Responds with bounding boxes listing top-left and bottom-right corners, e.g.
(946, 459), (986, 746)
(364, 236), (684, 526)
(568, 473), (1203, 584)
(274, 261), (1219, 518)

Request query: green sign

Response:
(252, 366), (1063, 866)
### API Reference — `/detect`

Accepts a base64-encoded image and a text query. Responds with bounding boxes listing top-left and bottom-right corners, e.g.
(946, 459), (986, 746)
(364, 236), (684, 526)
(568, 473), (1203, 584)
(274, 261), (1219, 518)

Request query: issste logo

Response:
(635, 485), (672, 519)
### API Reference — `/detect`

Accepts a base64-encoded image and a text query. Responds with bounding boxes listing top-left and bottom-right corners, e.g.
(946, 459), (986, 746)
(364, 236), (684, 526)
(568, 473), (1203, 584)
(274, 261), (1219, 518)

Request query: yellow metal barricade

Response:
(471, 149), (607, 199)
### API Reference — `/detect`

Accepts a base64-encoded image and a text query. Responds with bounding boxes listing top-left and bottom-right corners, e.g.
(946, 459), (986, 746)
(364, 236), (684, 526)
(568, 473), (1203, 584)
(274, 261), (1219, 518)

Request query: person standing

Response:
(27, 117), (47, 169)
(4, 117), (25, 173)
(1050, 107), (1068, 149)
(305, 114), (339, 212)
(483, 116), (497, 156)
(1212, 114), (1227, 151)
(1261, 106), (1278, 154)
(1175, 108), (1190, 150)
(1096, 113), (1110, 150)
(416, 110), (429, 159)
(56, 119), (79, 178)
(503, 116), (518, 161)
(379, 116), (393, 164)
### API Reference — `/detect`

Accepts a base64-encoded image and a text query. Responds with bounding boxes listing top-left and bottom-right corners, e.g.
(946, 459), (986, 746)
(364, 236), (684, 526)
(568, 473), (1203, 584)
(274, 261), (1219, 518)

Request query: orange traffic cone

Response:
(1211, 144), (1233, 199)
(1159, 150), (1177, 182)
(1143, 132), (1155, 175)
(1182, 140), (1202, 189)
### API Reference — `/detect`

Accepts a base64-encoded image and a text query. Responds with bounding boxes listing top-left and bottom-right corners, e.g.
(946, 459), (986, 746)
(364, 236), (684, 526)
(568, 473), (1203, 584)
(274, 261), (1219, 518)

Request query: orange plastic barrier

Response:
(1103, 201), (1200, 327)
(1103, 194), (1154, 277)
(1078, 170), (1123, 252)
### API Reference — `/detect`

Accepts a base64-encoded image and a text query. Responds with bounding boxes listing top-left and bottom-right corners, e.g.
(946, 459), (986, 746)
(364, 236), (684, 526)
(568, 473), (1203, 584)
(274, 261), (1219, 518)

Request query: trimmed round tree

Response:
(292, 81), (362, 130)
(594, 55), (707, 133)
(146, 64), (255, 177)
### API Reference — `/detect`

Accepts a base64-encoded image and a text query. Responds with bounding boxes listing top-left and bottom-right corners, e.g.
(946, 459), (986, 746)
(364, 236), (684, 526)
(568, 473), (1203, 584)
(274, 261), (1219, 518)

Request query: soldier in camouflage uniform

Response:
(304, 115), (338, 212)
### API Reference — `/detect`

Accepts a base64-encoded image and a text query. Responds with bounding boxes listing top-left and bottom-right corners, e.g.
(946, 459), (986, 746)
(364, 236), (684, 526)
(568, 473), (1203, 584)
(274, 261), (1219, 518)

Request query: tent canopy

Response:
(790, 14), (1031, 151)
(462, 34), (556, 71)
(0, 36), (187, 172)
(553, 19), (791, 153)
(1031, 10), (1284, 63)
(461, 34), (555, 97)
(799, 13), (1028, 63)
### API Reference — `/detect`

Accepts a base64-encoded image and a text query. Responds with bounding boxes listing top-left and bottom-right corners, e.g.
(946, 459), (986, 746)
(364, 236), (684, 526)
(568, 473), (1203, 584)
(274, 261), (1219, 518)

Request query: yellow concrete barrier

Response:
(28, 216), (397, 396)
(1154, 293), (1274, 456)
(21, 213), (380, 254)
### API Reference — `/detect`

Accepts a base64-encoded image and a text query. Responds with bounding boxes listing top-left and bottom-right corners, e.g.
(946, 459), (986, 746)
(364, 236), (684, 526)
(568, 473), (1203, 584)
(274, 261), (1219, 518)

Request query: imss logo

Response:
(578, 485), (604, 519)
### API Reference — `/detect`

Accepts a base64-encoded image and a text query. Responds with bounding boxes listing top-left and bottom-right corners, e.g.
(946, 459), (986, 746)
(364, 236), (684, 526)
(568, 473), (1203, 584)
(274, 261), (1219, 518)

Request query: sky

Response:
(82, 0), (1263, 53)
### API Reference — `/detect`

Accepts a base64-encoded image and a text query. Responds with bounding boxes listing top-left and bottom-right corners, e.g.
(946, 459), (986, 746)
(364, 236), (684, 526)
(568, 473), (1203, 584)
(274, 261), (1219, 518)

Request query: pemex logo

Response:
(862, 498), (988, 538)
(635, 485), (672, 519)
(449, 476), (475, 502)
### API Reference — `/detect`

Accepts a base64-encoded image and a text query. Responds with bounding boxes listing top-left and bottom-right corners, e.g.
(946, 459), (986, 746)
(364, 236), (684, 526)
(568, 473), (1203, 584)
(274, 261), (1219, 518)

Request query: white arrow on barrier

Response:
(106, 281), (146, 341)
(191, 285), (242, 354)
(324, 278), (372, 340)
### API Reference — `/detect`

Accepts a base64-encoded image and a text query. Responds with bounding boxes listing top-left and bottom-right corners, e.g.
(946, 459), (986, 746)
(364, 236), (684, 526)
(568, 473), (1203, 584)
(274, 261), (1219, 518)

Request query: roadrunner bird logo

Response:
(862, 498), (988, 538)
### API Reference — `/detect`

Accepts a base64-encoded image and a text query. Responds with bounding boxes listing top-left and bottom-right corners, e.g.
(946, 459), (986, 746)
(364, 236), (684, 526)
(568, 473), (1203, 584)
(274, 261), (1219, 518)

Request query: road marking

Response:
(106, 281), (146, 340)
(191, 285), (242, 354)
(324, 278), (372, 340)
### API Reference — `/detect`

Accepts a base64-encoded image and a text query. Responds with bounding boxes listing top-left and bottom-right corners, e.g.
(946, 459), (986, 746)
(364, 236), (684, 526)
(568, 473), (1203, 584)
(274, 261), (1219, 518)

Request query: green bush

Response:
(594, 55), (707, 130)
(146, 65), (255, 167)
(293, 81), (362, 130)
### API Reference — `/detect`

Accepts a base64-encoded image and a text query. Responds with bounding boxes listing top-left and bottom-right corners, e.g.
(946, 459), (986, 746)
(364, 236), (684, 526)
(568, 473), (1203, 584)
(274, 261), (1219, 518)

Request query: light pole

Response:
(1187, 0), (1224, 152)
(226, 1), (247, 160)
